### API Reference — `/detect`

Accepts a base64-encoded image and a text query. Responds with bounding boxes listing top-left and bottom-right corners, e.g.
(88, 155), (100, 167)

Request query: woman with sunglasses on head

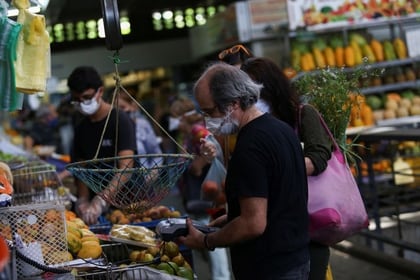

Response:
(218, 44), (254, 67)
(241, 57), (333, 280)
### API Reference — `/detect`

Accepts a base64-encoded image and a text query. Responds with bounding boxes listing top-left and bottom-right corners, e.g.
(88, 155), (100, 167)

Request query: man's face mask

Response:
(78, 93), (100, 115)
(204, 108), (239, 135)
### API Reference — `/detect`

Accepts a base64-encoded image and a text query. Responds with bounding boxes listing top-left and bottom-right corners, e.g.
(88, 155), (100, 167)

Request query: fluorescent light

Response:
(7, 5), (41, 17)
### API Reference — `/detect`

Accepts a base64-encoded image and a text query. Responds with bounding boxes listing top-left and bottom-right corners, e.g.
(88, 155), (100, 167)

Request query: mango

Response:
(77, 241), (103, 259)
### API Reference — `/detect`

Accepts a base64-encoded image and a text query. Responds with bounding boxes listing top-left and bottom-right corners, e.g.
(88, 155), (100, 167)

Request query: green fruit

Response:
(164, 241), (179, 258)
(177, 267), (194, 280)
(366, 95), (383, 110)
(157, 262), (175, 275)
(167, 261), (179, 273)
(401, 90), (415, 100)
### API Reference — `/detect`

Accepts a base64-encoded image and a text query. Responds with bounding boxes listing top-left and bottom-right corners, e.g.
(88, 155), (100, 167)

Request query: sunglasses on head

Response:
(218, 44), (251, 60)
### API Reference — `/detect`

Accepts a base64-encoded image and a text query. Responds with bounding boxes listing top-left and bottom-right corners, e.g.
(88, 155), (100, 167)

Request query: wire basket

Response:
(66, 154), (192, 214)
(0, 203), (69, 278)
(11, 160), (64, 205)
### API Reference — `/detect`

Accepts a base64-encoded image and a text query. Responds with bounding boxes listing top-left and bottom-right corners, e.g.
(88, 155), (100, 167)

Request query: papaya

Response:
(67, 225), (83, 239)
(77, 241), (103, 259)
(370, 39), (384, 62)
(361, 104), (375, 126)
(393, 38), (407, 59)
(350, 41), (363, 65)
(344, 46), (355, 67)
(349, 33), (367, 46)
(300, 53), (315, 71)
(362, 44), (376, 63)
(312, 48), (326, 68)
(335, 46), (344, 67)
(291, 49), (301, 70)
(323, 47), (336, 67)
(383, 40), (397, 60)
(67, 232), (82, 254)
(81, 235), (100, 243)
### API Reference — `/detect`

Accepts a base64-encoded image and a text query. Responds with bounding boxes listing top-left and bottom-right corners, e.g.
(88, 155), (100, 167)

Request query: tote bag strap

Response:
(298, 104), (344, 163)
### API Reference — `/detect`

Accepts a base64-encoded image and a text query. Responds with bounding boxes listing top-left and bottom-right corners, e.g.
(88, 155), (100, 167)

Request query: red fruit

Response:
(215, 192), (227, 205)
(202, 180), (219, 199)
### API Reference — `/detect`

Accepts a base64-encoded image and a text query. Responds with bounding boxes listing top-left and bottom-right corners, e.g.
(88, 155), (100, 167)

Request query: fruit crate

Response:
(72, 242), (196, 280)
(0, 203), (69, 278)
(74, 263), (194, 280)
(11, 160), (64, 205)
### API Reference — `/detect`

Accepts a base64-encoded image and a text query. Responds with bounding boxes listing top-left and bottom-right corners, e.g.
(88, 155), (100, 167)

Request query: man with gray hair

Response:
(179, 62), (310, 280)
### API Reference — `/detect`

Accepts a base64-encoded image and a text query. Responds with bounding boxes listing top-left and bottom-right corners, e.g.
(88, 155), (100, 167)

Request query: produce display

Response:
(107, 205), (182, 224)
(349, 91), (420, 127)
(65, 212), (103, 260)
(291, 32), (407, 71)
(128, 241), (194, 280)
(63, 207), (195, 279)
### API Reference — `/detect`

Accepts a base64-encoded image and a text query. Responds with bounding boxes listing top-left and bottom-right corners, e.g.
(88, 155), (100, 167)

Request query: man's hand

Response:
(178, 218), (206, 250)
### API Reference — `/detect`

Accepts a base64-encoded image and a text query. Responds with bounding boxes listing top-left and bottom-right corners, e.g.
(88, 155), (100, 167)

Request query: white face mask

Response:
(78, 94), (100, 115)
(168, 116), (181, 131)
(204, 109), (239, 135)
(255, 99), (271, 113)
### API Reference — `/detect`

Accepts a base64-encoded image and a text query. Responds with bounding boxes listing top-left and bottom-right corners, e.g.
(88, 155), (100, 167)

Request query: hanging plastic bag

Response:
(201, 158), (226, 201)
(200, 134), (226, 205)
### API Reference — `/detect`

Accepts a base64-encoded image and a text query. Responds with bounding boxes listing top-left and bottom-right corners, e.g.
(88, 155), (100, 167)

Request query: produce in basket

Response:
(65, 216), (102, 259)
(128, 241), (194, 279)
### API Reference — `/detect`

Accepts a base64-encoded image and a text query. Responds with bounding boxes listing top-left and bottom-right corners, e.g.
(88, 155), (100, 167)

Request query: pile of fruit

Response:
(348, 91), (420, 127)
(128, 241), (194, 280)
(65, 211), (103, 260)
(366, 92), (420, 122)
(291, 33), (407, 71)
(107, 205), (181, 224)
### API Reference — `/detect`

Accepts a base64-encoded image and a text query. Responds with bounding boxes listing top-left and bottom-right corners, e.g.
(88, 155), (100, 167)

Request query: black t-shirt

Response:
(72, 108), (136, 198)
(226, 113), (310, 279)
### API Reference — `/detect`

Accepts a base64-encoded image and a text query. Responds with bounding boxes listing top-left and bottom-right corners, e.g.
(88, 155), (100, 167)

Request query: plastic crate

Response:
(0, 203), (69, 278)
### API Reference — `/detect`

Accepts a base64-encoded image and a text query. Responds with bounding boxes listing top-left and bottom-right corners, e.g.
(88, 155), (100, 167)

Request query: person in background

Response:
(179, 62), (310, 280)
(56, 93), (83, 156)
(241, 57), (333, 280)
(218, 44), (253, 67)
(217, 44), (254, 161)
(67, 66), (136, 225)
(23, 103), (60, 153)
(170, 96), (232, 280)
(116, 89), (162, 168)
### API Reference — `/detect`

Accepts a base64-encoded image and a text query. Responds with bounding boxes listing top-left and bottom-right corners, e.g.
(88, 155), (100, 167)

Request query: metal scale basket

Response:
(66, 63), (192, 214)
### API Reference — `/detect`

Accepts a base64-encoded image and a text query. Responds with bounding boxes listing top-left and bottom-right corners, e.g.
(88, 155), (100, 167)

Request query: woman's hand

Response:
(200, 137), (217, 163)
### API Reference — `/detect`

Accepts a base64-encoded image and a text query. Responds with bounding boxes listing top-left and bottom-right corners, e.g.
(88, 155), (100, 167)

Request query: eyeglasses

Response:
(198, 105), (218, 117)
(218, 44), (251, 60)
(71, 89), (98, 105)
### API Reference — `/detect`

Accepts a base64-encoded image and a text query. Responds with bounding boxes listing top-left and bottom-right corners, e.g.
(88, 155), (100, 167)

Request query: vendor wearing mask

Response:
(67, 66), (136, 225)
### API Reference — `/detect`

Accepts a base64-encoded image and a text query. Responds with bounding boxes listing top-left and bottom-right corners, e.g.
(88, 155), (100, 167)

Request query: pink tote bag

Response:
(301, 107), (369, 245)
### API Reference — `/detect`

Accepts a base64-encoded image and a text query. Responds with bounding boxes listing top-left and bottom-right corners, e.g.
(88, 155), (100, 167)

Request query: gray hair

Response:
(194, 62), (262, 113)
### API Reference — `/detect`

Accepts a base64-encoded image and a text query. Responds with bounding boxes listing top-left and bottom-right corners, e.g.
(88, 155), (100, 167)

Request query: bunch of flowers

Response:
(293, 60), (383, 163)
